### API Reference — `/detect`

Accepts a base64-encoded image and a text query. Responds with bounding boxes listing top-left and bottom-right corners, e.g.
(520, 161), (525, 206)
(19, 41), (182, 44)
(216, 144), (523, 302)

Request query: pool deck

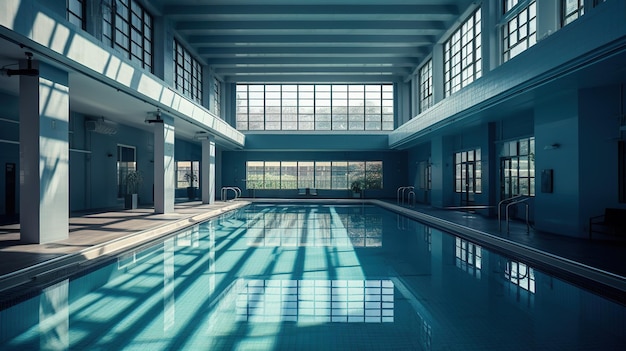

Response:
(1, 199), (625, 298)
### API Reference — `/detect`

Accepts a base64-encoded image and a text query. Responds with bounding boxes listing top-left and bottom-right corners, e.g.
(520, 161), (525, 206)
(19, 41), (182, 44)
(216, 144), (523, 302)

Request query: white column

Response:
(154, 115), (175, 214)
(201, 135), (216, 204)
(19, 60), (69, 244)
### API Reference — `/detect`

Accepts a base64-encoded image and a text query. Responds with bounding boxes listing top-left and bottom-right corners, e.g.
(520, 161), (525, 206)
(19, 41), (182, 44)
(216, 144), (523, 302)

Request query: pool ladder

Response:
(498, 195), (531, 234)
(397, 186), (415, 207)
(221, 186), (241, 201)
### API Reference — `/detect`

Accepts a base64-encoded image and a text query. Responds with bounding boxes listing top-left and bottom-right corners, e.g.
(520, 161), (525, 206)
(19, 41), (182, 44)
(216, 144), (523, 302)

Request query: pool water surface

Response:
(0, 203), (624, 350)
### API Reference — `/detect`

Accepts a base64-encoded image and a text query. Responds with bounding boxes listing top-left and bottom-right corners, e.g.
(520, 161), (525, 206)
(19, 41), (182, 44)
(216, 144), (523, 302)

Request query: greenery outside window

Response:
(246, 161), (383, 190)
(176, 161), (199, 189)
(117, 145), (136, 198)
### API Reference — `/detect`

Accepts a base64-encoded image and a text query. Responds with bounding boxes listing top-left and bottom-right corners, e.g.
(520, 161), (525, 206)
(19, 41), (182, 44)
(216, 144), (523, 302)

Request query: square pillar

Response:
(201, 135), (216, 204)
(153, 115), (175, 214)
(19, 60), (69, 244)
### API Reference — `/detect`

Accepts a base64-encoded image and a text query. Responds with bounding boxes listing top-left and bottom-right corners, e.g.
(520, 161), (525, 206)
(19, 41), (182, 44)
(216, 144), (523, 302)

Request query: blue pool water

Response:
(1, 203), (625, 350)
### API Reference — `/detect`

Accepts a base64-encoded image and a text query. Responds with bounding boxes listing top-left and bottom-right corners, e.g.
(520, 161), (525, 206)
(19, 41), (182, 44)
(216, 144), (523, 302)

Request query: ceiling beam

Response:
(197, 46), (428, 56)
(222, 74), (403, 83)
(206, 57), (420, 66)
(186, 34), (436, 46)
(164, 4), (459, 18)
(213, 66), (412, 75)
(176, 20), (447, 32)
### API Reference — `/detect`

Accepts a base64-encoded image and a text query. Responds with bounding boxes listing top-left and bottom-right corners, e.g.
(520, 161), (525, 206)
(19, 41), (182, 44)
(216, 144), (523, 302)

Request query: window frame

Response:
(245, 160), (383, 190)
(103, 0), (153, 71)
(236, 84), (394, 131)
(117, 144), (136, 198)
(67, 0), (86, 30)
(444, 8), (482, 97)
(174, 40), (203, 104)
(176, 160), (200, 189)
(502, 1), (537, 62)
(562, 0), (584, 26)
(419, 60), (433, 113)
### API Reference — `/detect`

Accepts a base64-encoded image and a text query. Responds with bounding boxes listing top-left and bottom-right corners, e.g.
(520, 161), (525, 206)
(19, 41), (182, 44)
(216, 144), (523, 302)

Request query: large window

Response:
(117, 145), (136, 197)
(562, 0), (584, 26)
(502, 1), (537, 62)
(67, 0), (86, 29)
(419, 60), (433, 113)
(246, 161), (383, 190)
(444, 9), (482, 97)
(176, 161), (199, 189)
(174, 40), (203, 104)
(212, 76), (221, 117)
(500, 137), (535, 198)
(454, 149), (481, 205)
(236, 84), (394, 131)
(103, 0), (153, 71)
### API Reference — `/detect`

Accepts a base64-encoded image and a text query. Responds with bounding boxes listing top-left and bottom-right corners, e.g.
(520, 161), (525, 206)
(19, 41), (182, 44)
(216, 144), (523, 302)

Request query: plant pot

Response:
(187, 187), (197, 200)
(125, 194), (138, 209)
(352, 192), (361, 198)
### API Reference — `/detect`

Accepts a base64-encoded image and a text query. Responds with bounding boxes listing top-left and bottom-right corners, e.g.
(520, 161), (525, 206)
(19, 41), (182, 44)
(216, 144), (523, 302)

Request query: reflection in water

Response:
(39, 279), (69, 350)
(505, 261), (535, 293)
(236, 280), (394, 323)
(1, 204), (625, 350)
(163, 238), (175, 331)
(243, 206), (382, 247)
(455, 236), (482, 279)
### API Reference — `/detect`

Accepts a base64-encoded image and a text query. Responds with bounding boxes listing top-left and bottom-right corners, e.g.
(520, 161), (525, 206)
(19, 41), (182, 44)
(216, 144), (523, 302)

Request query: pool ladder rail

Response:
(221, 186), (241, 201)
(498, 195), (531, 234)
(397, 186), (415, 207)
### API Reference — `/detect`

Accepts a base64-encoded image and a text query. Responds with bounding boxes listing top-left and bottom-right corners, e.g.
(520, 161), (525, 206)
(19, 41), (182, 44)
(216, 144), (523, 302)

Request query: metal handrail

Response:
(505, 198), (531, 234)
(498, 195), (524, 231)
(221, 186), (241, 201)
(407, 190), (416, 207)
(396, 186), (414, 205)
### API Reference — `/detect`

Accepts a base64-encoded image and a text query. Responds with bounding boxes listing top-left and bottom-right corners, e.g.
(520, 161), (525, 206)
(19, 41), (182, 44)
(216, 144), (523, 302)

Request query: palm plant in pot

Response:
(184, 172), (198, 200)
(125, 170), (143, 209)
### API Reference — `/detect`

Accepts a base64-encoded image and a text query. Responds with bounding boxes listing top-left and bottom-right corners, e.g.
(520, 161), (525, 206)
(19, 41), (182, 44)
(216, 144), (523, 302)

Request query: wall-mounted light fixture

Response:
(145, 109), (163, 124)
(195, 131), (210, 140)
(543, 143), (560, 150)
(0, 52), (39, 77)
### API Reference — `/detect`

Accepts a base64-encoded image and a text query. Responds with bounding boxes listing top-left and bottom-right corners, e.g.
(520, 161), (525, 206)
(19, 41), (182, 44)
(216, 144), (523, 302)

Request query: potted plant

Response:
(350, 181), (362, 198)
(125, 170), (143, 209)
(184, 172), (198, 200)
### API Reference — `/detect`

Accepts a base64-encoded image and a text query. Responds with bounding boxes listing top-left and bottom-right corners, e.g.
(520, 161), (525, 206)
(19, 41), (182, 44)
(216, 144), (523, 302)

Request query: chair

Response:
(298, 188), (307, 196)
(309, 188), (318, 196)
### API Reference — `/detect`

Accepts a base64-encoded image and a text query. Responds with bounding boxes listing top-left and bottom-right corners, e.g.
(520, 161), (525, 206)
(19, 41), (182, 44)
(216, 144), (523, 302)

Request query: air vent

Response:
(85, 118), (118, 135)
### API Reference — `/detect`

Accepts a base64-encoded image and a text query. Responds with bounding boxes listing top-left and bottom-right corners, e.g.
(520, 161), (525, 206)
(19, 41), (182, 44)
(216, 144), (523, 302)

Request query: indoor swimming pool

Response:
(0, 203), (625, 350)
